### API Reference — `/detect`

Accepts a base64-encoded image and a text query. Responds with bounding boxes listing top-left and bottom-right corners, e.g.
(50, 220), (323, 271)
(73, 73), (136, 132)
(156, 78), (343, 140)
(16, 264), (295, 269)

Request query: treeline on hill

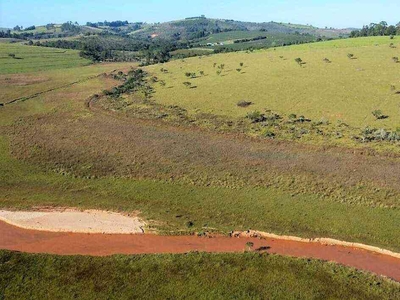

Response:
(350, 21), (400, 37)
(34, 35), (178, 64)
(0, 21), (83, 40)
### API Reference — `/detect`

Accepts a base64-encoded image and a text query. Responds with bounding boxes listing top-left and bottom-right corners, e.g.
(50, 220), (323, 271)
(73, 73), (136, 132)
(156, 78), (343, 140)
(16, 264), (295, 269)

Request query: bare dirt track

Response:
(1, 221), (399, 282)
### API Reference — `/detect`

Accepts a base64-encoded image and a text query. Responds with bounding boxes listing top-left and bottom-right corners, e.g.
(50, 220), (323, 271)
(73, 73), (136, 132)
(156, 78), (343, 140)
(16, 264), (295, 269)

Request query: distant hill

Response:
(2, 18), (352, 42)
(129, 18), (351, 40)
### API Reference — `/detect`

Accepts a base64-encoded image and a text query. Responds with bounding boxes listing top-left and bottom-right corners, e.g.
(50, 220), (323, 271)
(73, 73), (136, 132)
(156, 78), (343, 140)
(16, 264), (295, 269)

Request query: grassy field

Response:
(1, 251), (399, 299)
(147, 36), (400, 125)
(1, 36), (400, 298)
(0, 41), (400, 252)
(0, 43), (90, 74)
(145, 36), (400, 150)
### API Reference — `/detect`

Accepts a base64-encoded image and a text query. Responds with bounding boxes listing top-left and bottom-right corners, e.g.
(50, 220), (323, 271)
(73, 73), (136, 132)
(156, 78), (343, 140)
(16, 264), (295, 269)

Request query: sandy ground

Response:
(0, 220), (399, 282)
(0, 209), (145, 234)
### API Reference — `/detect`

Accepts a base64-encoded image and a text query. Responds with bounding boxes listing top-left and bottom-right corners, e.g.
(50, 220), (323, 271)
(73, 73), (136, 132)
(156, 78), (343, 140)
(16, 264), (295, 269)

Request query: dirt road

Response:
(1, 221), (399, 282)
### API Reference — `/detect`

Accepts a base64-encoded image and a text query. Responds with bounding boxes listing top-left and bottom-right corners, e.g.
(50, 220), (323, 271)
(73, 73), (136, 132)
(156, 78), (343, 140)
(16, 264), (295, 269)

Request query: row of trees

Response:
(350, 21), (400, 37)
(86, 20), (130, 28)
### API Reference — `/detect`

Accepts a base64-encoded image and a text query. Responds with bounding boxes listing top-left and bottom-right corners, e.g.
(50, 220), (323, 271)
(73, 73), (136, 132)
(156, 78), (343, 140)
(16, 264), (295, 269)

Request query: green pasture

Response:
(147, 37), (400, 130)
(0, 42), (90, 74)
(1, 251), (399, 299)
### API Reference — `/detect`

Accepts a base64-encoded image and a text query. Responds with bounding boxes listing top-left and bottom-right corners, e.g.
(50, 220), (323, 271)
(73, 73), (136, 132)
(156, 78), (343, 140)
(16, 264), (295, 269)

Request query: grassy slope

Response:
(0, 43), (90, 74)
(0, 42), (400, 252)
(146, 37), (400, 129)
(1, 251), (399, 299)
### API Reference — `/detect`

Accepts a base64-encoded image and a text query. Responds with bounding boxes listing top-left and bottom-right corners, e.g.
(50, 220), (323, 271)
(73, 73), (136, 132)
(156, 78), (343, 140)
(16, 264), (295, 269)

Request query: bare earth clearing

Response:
(0, 209), (144, 234)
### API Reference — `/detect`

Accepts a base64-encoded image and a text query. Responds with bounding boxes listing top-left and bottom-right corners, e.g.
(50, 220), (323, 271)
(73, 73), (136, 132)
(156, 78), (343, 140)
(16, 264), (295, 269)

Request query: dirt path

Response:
(1, 221), (399, 282)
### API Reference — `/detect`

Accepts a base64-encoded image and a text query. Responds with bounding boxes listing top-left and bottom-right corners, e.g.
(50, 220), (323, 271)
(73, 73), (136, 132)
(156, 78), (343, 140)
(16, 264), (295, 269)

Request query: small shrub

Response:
(389, 43), (396, 49)
(185, 221), (194, 228)
(295, 58), (303, 66)
(246, 111), (266, 123)
(347, 53), (355, 59)
(245, 242), (254, 251)
(264, 130), (276, 138)
(240, 62), (244, 67)
(185, 72), (191, 78)
(8, 53), (16, 58)
(216, 70), (222, 76)
(323, 58), (331, 63)
(372, 110), (388, 120)
(237, 100), (252, 107)
(183, 82), (192, 88)
(236, 68), (242, 72)
(392, 57), (399, 63)
(199, 71), (205, 76)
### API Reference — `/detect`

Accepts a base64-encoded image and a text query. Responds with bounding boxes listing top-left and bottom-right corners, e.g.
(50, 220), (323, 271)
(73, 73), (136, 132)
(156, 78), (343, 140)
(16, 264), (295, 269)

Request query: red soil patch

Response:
(1, 221), (399, 282)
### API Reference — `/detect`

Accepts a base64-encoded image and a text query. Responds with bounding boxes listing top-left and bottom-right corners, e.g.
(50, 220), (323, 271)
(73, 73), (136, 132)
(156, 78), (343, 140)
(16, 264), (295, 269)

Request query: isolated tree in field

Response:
(323, 58), (331, 63)
(392, 57), (399, 63)
(295, 58), (303, 66)
(347, 53), (355, 59)
(236, 68), (242, 72)
(240, 62), (244, 67)
(185, 72), (192, 78)
(213, 63), (217, 68)
(216, 70), (222, 76)
(199, 71), (205, 76)
(8, 53), (16, 58)
(190, 72), (197, 78)
(159, 80), (166, 87)
(183, 81), (192, 88)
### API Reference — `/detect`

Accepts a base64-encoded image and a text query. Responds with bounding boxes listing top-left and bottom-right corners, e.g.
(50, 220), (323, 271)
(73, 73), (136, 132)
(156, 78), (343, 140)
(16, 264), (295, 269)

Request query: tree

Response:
(295, 57), (303, 66)
(13, 25), (21, 31)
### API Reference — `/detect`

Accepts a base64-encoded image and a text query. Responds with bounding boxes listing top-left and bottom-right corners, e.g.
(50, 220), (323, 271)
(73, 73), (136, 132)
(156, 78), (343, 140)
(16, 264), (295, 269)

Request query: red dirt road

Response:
(1, 221), (399, 282)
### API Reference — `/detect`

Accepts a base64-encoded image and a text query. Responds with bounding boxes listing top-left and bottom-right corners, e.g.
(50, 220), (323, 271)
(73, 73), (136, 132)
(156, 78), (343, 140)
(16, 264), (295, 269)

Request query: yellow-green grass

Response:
(1, 251), (399, 299)
(146, 37), (400, 131)
(0, 42), (90, 74)
(0, 42), (135, 105)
